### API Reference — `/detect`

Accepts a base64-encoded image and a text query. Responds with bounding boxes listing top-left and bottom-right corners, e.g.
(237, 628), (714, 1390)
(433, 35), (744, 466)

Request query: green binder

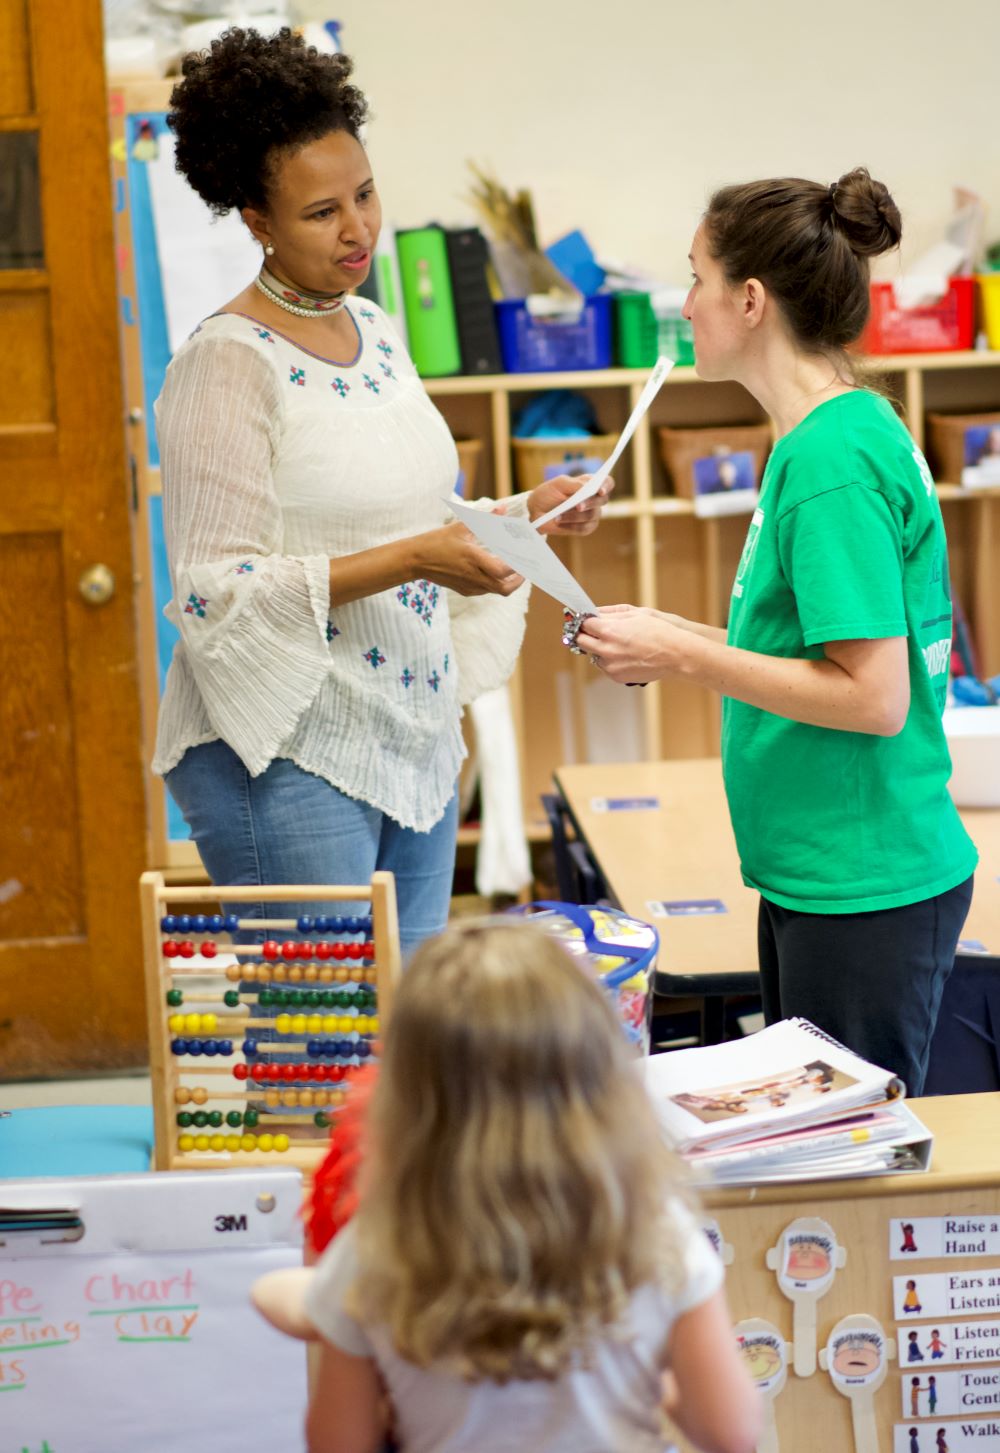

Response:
(396, 226), (462, 377)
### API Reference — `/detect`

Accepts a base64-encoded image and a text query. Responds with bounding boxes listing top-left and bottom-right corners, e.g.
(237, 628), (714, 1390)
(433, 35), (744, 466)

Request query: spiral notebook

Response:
(645, 1017), (928, 1179)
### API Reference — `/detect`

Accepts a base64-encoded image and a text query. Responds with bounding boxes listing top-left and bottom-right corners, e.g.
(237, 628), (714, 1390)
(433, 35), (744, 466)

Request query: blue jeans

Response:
(165, 740), (458, 958)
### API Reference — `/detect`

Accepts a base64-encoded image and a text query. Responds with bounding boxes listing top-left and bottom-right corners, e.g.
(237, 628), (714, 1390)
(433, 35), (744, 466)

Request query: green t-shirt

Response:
(721, 389), (977, 913)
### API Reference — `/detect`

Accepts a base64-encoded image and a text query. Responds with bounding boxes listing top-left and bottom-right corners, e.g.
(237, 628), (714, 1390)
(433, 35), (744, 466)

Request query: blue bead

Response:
(160, 914), (178, 933)
(362, 916), (373, 934)
(224, 914), (240, 932)
(176, 914), (192, 932)
(187, 1040), (203, 1057)
(314, 915), (329, 933)
(170, 1038), (187, 1055)
(297, 915), (314, 934)
(192, 914), (209, 933)
(330, 915), (345, 933)
(219, 1039), (233, 1056)
(337, 1038), (352, 1057)
(346, 915), (362, 933)
(202, 1039), (218, 1056)
(306, 1039), (320, 1057)
(242, 1039), (258, 1056)
(357, 1040), (371, 1058)
(208, 914), (225, 933)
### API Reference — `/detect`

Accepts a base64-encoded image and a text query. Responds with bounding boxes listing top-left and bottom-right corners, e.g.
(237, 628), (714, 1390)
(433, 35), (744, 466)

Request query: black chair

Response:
(540, 793), (610, 905)
(924, 952), (1000, 1095)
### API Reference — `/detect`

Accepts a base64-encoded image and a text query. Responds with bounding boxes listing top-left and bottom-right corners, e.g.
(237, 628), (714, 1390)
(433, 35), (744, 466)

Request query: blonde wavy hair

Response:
(348, 917), (687, 1382)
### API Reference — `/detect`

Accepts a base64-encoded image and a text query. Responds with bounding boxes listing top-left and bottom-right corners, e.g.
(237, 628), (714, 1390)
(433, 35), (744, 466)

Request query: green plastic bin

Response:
(616, 289), (695, 368)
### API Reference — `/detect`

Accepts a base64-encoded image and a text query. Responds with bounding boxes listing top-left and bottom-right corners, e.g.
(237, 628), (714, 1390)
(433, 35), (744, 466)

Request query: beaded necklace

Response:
(255, 264), (348, 317)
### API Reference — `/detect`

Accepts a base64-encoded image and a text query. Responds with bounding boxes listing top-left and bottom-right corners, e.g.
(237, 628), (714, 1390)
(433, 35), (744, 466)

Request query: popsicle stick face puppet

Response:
(819, 1314), (895, 1453)
(735, 1318), (789, 1453)
(702, 1218), (735, 1267)
(766, 1217), (846, 1376)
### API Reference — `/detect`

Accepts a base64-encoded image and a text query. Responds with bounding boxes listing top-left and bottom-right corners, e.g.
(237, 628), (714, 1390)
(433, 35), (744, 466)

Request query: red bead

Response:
(315, 942), (332, 960)
(179, 941), (196, 959)
(313, 1065), (329, 1081)
(281, 1065), (298, 1081)
(296, 942), (312, 960)
(251, 1064), (267, 1081)
(330, 1065), (345, 1082)
(348, 943), (363, 960)
(201, 941), (217, 959)
(162, 940), (180, 958)
(281, 941), (298, 960)
(332, 943), (348, 961)
(262, 941), (279, 960)
(233, 1063), (249, 1081)
(363, 941), (375, 960)
(266, 1065), (281, 1081)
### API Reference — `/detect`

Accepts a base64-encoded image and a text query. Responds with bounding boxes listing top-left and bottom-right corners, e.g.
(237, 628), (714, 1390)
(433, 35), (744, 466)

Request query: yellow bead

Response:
(322, 1015), (336, 1032)
(185, 1013), (201, 1033)
(194, 1135), (210, 1151)
(242, 966), (258, 982)
(299, 1090), (314, 1108)
(174, 1087), (191, 1105)
(179, 1134), (195, 1152)
(369, 1017), (379, 1035)
(314, 1090), (329, 1107)
(304, 966), (318, 982)
(226, 1135), (241, 1152)
(275, 1014), (291, 1034)
(350, 968), (364, 983)
(274, 1134), (290, 1152)
(306, 1015), (321, 1033)
(192, 1087), (208, 1105)
(282, 1091), (298, 1107)
(334, 967), (349, 983)
(210, 1135), (226, 1152)
(356, 1016), (369, 1035)
(288, 966), (303, 983)
(318, 967), (333, 983)
(291, 1015), (306, 1034)
(226, 964), (241, 981)
(202, 1013), (217, 1032)
(168, 1014), (185, 1033)
(257, 1134), (274, 1152)
(265, 1090), (280, 1107)
(273, 966), (287, 982)
(241, 1134), (257, 1151)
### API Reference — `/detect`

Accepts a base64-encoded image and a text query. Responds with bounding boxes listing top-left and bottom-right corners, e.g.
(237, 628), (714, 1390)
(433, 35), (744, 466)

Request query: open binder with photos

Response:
(644, 1017), (933, 1186)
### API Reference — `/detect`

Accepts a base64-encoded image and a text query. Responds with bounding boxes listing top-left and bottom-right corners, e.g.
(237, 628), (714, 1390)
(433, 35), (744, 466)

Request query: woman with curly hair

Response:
(154, 29), (610, 950)
(576, 170), (977, 1092)
(252, 918), (761, 1453)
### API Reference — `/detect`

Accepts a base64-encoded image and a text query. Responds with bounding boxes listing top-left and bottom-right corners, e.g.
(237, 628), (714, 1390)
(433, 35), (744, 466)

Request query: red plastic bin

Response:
(859, 277), (975, 355)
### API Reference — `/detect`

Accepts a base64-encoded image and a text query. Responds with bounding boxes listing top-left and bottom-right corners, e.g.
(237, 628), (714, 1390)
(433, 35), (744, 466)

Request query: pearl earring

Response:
(264, 243), (275, 256)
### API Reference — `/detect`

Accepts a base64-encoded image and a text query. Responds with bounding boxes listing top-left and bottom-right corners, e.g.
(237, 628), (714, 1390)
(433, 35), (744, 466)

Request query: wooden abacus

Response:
(139, 871), (401, 1172)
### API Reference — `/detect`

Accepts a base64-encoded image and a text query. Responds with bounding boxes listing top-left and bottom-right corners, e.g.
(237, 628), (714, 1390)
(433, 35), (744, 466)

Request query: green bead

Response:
(244, 1109), (259, 1128)
(313, 1112), (331, 1129)
(166, 989), (183, 1006)
(208, 1110), (223, 1127)
(226, 1111), (242, 1127)
(257, 988), (271, 1008)
(177, 1112), (193, 1128)
(193, 1111), (209, 1128)
(223, 990), (240, 1008)
(306, 991), (320, 1008)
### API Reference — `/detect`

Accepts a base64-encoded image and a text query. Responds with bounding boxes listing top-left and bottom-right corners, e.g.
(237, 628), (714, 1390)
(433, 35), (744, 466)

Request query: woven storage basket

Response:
(656, 423), (771, 498)
(926, 412), (1000, 485)
(511, 434), (617, 493)
(454, 438), (483, 494)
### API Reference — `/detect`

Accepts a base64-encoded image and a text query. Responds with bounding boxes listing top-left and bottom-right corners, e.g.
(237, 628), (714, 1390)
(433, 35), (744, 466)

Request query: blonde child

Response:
(253, 918), (760, 1453)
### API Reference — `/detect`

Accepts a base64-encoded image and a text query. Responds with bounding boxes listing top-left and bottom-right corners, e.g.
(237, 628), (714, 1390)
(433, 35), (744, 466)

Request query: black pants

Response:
(757, 875), (974, 1096)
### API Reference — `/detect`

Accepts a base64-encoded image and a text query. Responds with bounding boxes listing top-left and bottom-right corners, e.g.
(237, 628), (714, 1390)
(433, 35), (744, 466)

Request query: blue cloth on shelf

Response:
(0, 1105), (154, 1178)
(512, 389), (599, 439)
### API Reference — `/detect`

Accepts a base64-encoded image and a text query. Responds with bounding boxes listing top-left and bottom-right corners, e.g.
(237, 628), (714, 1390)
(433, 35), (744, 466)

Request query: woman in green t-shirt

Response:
(576, 168), (977, 1094)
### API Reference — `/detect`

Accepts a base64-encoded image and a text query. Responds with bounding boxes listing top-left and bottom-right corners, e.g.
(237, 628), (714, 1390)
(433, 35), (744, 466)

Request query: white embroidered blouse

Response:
(151, 303), (529, 832)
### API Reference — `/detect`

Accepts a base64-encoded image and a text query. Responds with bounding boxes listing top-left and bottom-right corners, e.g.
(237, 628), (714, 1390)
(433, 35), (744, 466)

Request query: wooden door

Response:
(0, 0), (148, 1077)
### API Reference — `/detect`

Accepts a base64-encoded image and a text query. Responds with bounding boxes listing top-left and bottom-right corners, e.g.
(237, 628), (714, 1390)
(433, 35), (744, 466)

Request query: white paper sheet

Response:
(531, 355), (674, 528)
(449, 500), (596, 614)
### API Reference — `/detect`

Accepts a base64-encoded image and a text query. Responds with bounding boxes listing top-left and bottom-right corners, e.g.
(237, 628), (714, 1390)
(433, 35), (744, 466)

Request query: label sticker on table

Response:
(891, 1218), (1000, 1261)
(895, 1422), (1000, 1450)
(590, 795), (660, 813)
(900, 1369), (1000, 1419)
(647, 898), (728, 918)
(894, 1270), (1000, 1321)
(900, 1319), (1000, 1368)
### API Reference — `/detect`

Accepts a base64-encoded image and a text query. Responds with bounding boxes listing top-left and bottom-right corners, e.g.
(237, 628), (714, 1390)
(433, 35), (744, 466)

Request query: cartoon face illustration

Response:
(832, 1335), (881, 1379)
(786, 1236), (832, 1280)
(740, 1337), (782, 1384)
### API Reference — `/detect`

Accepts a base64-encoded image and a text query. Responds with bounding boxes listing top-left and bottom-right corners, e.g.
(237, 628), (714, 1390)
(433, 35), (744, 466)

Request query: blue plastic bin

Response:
(495, 295), (613, 373)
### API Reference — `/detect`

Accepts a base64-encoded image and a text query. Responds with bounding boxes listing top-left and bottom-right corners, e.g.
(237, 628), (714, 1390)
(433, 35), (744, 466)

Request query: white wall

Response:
(296, 0), (1000, 286)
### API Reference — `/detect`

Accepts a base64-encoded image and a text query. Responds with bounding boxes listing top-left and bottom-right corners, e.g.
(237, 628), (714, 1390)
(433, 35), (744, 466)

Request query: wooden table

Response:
(553, 759), (1000, 1038)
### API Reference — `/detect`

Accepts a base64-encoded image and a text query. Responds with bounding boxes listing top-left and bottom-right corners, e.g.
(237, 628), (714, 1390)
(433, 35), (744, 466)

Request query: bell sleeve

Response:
(157, 334), (332, 775)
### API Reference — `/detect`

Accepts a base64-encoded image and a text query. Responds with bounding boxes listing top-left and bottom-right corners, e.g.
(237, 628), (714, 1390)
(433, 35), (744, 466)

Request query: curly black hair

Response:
(168, 28), (370, 216)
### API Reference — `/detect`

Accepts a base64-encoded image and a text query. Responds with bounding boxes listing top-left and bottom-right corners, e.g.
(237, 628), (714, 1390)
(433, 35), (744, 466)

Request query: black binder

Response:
(444, 227), (503, 375)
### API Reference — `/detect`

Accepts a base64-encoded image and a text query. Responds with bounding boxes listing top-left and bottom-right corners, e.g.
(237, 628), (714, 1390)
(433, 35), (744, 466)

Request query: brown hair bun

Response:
(828, 168), (903, 258)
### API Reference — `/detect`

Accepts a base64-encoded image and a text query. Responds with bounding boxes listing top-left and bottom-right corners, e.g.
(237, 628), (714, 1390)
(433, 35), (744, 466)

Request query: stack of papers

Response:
(644, 1018), (933, 1187)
